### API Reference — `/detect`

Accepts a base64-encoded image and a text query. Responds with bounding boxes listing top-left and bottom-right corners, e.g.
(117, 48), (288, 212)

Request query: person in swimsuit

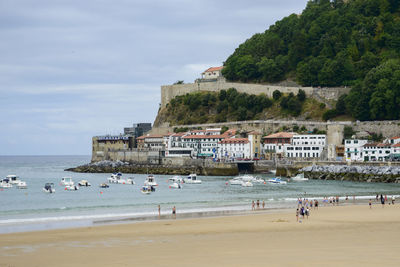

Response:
(369, 199), (372, 209)
(296, 208), (299, 222)
(172, 206), (176, 218)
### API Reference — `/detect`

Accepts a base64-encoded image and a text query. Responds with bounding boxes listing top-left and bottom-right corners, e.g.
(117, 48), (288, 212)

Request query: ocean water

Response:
(1, 155), (400, 233)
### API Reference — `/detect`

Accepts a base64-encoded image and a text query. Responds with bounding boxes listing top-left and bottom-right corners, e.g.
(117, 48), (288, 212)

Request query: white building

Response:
(344, 139), (369, 162)
(218, 138), (250, 160)
(201, 67), (223, 80)
(285, 134), (326, 159)
(263, 132), (294, 158)
(165, 132), (192, 157)
(363, 143), (391, 162)
(182, 129), (235, 158)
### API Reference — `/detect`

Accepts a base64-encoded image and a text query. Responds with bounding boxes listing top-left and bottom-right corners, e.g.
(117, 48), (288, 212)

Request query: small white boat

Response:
(144, 175), (158, 186)
(99, 183), (109, 188)
(61, 177), (74, 186)
(241, 181), (253, 187)
(229, 178), (243, 185)
(237, 174), (255, 182)
(253, 177), (265, 183)
(16, 181), (27, 189)
(65, 184), (79, 191)
(169, 176), (184, 183)
(108, 173), (135, 185)
(43, 183), (55, 193)
(6, 175), (21, 185)
(141, 185), (153, 194)
(0, 179), (13, 188)
(291, 173), (309, 181)
(78, 180), (91, 186)
(169, 182), (182, 189)
(267, 177), (287, 185)
(184, 173), (202, 184)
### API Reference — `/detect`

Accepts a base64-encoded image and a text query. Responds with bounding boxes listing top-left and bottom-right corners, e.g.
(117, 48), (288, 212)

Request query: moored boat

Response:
(78, 180), (91, 186)
(144, 175), (158, 186)
(43, 183), (55, 193)
(61, 177), (74, 186)
(290, 173), (308, 181)
(6, 175), (21, 185)
(0, 179), (13, 189)
(99, 183), (109, 188)
(267, 177), (287, 185)
(184, 173), (201, 184)
(169, 182), (182, 189)
(16, 181), (27, 189)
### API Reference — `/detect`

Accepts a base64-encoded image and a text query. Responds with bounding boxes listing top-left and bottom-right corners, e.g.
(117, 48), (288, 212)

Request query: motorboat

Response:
(16, 181), (27, 189)
(0, 179), (13, 189)
(6, 175), (21, 185)
(241, 181), (253, 187)
(65, 184), (79, 191)
(229, 178), (243, 185)
(144, 175), (158, 186)
(291, 173), (308, 181)
(169, 176), (184, 184)
(169, 182), (182, 189)
(78, 180), (91, 186)
(108, 173), (135, 185)
(253, 177), (265, 183)
(238, 174), (255, 182)
(61, 177), (74, 186)
(99, 183), (109, 188)
(267, 177), (287, 185)
(43, 183), (55, 193)
(184, 173), (202, 184)
(141, 185), (153, 194)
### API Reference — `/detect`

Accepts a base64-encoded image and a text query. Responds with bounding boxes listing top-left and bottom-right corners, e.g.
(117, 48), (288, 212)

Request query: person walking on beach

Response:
(376, 194), (379, 202)
(336, 196), (339, 206)
(256, 200), (260, 209)
(369, 199), (372, 209)
(392, 195), (395, 205)
(296, 208), (299, 222)
(262, 201), (265, 209)
(380, 194), (385, 207)
(158, 205), (161, 218)
(172, 206), (176, 219)
(252, 201), (255, 211)
(315, 200), (318, 210)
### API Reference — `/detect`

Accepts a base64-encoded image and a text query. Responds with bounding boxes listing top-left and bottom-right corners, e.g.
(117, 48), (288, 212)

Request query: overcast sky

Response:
(0, 0), (308, 155)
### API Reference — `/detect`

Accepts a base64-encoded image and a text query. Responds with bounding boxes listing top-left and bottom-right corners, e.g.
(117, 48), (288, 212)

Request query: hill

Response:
(222, 0), (400, 121)
(153, 88), (331, 127)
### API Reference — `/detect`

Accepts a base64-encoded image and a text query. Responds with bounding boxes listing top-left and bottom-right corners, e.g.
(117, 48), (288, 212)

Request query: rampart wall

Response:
(161, 79), (350, 108)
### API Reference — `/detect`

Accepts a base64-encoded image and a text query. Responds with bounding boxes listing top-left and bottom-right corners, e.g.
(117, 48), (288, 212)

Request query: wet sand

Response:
(1, 203), (399, 267)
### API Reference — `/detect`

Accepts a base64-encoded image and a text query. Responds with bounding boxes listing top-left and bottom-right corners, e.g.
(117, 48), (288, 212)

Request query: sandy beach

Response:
(1, 203), (399, 267)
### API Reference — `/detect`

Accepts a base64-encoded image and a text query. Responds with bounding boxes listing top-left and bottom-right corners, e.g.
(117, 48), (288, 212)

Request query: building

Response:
(92, 135), (129, 161)
(363, 143), (391, 162)
(136, 134), (165, 150)
(248, 131), (262, 158)
(182, 129), (235, 158)
(285, 134), (326, 159)
(218, 138), (250, 160)
(263, 132), (294, 159)
(344, 139), (369, 162)
(201, 66), (223, 80)
(123, 123), (152, 148)
(165, 132), (192, 157)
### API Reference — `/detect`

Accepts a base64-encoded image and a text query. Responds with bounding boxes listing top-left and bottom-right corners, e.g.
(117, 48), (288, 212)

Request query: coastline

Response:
(1, 203), (399, 266)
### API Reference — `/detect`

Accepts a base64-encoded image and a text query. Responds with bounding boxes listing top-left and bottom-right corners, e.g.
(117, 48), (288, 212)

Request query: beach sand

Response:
(1, 203), (399, 267)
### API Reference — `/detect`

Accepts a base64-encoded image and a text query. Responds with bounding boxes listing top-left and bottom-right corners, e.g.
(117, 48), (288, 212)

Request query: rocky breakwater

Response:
(301, 165), (400, 183)
(65, 160), (239, 176)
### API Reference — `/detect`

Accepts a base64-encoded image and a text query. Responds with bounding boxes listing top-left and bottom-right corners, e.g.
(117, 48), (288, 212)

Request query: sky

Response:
(0, 0), (308, 155)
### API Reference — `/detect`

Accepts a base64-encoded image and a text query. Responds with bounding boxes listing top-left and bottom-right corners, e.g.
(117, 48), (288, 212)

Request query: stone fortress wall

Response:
(161, 78), (350, 108)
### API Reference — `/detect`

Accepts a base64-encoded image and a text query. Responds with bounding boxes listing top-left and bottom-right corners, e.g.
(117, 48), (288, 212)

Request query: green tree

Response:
(273, 90), (282, 100)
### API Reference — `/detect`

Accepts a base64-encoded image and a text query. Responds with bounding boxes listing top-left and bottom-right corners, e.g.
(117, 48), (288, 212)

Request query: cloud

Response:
(0, 0), (309, 155)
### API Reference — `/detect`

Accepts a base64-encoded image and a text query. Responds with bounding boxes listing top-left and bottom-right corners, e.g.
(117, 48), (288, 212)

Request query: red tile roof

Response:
(390, 136), (400, 140)
(183, 134), (226, 140)
(263, 132), (294, 139)
(203, 66), (223, 73)
(393, 143), (400, 147)
(363, 143), (391, 148)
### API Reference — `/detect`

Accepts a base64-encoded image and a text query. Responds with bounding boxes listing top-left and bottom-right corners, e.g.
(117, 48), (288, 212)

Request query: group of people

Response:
(251, 200), (265, 210)
(370, 194), (396, 208)
(157, 205), (176, 219)
(296, 198), (318, 222)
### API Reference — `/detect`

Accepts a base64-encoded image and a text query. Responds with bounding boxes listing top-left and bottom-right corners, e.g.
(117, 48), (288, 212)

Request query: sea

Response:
(1, 155), (400, 234)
